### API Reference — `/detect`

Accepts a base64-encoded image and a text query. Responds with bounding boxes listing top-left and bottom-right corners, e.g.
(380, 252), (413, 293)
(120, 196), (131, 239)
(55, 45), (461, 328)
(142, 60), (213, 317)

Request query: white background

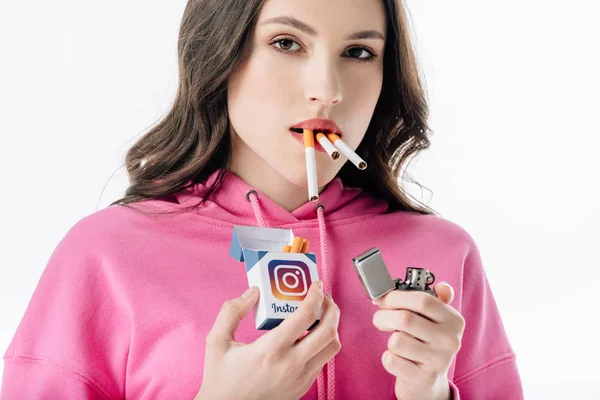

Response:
(1, 0), (599, 398)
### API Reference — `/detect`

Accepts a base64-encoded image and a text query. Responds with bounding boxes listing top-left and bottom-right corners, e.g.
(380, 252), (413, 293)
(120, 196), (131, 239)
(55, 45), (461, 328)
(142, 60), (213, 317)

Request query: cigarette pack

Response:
(230, 225), (322, 330)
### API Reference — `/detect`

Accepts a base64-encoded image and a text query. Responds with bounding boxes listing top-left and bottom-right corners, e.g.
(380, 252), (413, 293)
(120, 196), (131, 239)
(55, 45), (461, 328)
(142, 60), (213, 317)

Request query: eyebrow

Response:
(261, 16), (385, 41)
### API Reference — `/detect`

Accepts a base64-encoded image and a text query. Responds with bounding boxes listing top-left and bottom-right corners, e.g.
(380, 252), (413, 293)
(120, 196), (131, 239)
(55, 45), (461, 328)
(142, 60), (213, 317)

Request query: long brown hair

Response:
(111, 0), (437, 216)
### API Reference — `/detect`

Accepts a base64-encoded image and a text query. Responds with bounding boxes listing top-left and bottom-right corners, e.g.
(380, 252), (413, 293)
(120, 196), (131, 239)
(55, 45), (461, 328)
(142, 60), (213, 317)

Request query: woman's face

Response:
(227, 0), (386, 191)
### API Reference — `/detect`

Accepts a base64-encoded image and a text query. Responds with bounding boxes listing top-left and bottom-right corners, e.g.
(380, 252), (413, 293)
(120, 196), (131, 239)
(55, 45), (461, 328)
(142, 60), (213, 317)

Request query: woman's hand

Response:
(372, 282), (465, 400)
(194, 281), (341, 400)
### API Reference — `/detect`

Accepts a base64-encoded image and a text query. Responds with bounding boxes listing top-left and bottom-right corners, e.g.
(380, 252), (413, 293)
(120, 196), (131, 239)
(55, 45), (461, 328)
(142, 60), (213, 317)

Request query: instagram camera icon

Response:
(268, 260), (312, 301)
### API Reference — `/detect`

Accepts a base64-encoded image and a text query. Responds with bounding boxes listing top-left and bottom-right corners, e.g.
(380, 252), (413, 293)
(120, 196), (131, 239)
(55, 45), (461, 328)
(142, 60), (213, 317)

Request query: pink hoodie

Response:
(1, 169), (523, 399)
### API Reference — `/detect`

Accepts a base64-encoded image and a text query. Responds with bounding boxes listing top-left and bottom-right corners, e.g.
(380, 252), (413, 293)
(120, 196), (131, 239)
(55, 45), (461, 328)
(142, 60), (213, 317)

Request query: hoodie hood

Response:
(171, 169), (389, 226)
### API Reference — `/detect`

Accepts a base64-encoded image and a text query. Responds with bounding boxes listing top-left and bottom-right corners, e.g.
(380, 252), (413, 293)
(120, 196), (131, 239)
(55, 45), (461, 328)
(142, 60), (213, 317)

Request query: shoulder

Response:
(54, 200), (171, 261)
(386, 209), (478, 249)
(67, 203), (146, 240)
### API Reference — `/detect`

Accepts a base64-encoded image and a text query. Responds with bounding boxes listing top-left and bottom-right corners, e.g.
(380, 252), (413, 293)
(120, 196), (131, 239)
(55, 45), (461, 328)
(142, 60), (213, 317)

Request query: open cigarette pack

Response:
(230, 225), (322, 330)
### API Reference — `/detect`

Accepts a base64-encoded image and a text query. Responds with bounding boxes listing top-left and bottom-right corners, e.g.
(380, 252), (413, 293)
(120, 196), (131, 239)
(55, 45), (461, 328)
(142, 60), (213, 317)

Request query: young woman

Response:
(1, 0), (524, 399)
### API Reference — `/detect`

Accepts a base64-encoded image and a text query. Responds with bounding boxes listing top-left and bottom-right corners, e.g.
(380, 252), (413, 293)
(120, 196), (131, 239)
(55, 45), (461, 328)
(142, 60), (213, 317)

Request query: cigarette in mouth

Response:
(282, 245), (292, 252)
(291, 236), (304, 253)
(300, 239), (309, 253)
(326, 133), (367, 170)
(304, 129), (319, 202)
(315, 133), (340, 160)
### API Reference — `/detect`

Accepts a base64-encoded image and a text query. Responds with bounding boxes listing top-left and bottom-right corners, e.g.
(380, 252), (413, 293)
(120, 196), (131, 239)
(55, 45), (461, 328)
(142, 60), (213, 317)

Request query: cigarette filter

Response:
(315, 133), (340, 160)
(291, 236), (304, 253)
(300, 239), (309, 253)
(326, 133), (367, 170)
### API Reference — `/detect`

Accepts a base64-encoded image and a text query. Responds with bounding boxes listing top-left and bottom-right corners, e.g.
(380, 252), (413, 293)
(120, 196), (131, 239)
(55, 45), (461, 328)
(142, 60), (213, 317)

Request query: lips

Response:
(290, 118), (342, 137)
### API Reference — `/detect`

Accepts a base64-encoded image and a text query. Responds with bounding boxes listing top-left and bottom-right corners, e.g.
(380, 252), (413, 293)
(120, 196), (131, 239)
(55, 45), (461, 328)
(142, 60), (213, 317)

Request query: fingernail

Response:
(317, 280), (323, 291)
(242, 286), (255, 299)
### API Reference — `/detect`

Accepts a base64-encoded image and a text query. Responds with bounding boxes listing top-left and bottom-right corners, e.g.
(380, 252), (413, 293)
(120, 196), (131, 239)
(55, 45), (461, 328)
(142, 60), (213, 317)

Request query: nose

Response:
(304, 57), (343, 107)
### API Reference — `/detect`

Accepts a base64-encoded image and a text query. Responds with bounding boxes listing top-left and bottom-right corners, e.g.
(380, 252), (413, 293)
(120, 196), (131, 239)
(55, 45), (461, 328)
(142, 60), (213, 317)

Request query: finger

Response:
(434, 282), (454, 304)
(387, 331), (434, 365)
(294, 295), (340, 361)
(304, 332), (342, 377)
(374, 290), (455, 323)
(372, 309), (437, 343)
(382, 350), (421, 378)
(257, 281), (324, 350)
(206, 286), (259, 353)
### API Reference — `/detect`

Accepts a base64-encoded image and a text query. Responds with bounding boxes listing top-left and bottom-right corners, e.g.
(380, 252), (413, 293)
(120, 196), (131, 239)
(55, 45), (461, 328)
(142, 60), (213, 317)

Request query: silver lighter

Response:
(352, 247), (437, 300)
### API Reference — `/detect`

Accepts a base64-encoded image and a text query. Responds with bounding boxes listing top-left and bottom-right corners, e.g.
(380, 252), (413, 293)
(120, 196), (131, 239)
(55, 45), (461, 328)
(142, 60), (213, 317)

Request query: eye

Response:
(271, 38), (303, 53)
(343, 47), (376, 61)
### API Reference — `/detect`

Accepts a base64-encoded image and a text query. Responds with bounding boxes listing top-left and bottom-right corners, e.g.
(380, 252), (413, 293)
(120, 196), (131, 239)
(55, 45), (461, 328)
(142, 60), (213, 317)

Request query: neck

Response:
(229, 136), (325, 212)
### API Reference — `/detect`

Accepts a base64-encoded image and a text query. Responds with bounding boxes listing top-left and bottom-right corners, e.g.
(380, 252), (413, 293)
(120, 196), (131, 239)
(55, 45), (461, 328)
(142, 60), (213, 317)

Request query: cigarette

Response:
(304, 129), (319, 202)
(326, 133), (367, 170)
(300, 239), (309, 253)
(282, 245), (292, 252)
(290, 236), (304, 253)
(315, 133), (340, 160)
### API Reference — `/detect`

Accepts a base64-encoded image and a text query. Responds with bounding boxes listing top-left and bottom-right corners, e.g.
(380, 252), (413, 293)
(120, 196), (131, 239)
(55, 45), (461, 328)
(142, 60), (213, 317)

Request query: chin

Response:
(263, 149), (340, 187)
(280, 165), (339, 190)
(317, 168), (340, 188)
(275, 165), (310, 188)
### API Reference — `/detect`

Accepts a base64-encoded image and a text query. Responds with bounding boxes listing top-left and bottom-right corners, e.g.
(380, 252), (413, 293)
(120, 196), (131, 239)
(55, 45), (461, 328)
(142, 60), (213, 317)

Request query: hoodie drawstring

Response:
(316, 205), (335, 400)
(246, 191), (335, 400)
(247, 190), (269, 228)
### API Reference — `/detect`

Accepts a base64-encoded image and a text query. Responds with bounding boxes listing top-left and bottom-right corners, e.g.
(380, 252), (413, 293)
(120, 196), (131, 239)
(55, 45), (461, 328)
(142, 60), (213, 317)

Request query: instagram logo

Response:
(268, 260), (312, 301)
